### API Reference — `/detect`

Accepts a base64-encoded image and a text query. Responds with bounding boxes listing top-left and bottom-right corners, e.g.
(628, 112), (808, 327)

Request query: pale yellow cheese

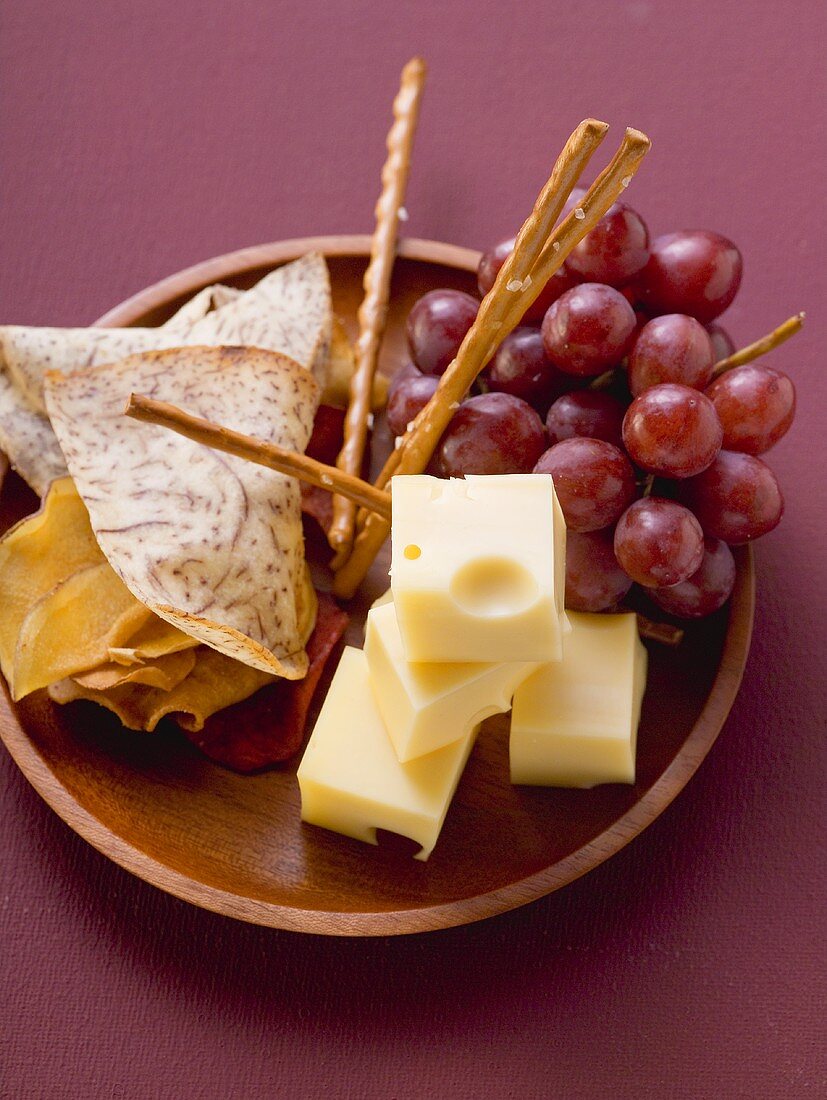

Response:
(390, 474), (567, 663)
(297, 647), (476, 860)
(364, 599), (537, 762)
(510, 611), (648, 788)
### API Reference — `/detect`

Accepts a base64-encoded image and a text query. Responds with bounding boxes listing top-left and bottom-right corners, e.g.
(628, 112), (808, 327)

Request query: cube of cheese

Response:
(297, 647), (475, 860)
(510, 611), (648, 788)
(364, 598), (537, 762)
(390, 474), (567, 663)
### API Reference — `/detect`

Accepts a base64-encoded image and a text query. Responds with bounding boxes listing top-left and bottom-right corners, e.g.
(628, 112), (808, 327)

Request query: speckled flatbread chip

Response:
(184, 253), (331, 388)
(0, 281), (237, 493)
(0, 361), (68, 493)
(45, 345), (319, 677)
(0, 254), (331, 414)
(160, 283), (241, 329)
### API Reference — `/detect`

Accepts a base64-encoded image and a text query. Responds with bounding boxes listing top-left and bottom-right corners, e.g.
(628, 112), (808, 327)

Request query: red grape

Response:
(628, 314), (715, 394)
(386, 362), (422, 412)
(649, 537), (736, 618)
(545, 390), (626, 448)
(565, 528), (633, 612)
(533, 438), (636, 532)
(541, 283), (637, 376)
(567, 202), (650, 287)
(681, 450), (783, 544)
(386, 374), (440, 437)
(477, 238), (577, 323)
(614, 498), (705, 587)
(707, 323), (736, 362)
(436, 392), (546, 477)
(636, 230), (743, 323)
(705, 364), (795, 455)
(407, 289), (478, 375)
(486, 327), (568, 414)
(622, 383), (723, 478)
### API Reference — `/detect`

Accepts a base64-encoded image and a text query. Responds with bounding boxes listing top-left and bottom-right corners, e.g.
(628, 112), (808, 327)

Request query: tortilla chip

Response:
(12, 561), (151, 700)
(0, 362), (68, 493)
(45, 346), (319, 677)
(73, 648), (197, 691)
(0, 478), (103, 680)
(320, 318), (388, 409)
(107, 616), (200, 666)
(1, 253), (331, 414)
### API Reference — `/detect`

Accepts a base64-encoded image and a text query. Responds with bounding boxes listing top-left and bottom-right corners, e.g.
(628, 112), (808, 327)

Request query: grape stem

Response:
(636, 613), (684, 646)
(710, 312), (804, 380)
(587, 368), (617, 391)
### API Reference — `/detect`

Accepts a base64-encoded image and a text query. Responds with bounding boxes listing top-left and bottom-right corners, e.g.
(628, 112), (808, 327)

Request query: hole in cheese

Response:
(450, 556), (538, 618)
(404, 544), (422, 560)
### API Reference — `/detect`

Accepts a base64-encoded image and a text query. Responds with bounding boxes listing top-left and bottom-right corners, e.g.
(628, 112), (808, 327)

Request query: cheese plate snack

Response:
(364, 597), (537, 762)
(510, 611), (647, 788)
(389, 474), (567, 663)
(298, 647), (476, 861)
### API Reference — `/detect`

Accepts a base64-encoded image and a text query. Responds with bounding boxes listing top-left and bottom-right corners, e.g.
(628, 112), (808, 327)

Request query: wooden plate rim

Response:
(0, 235), (756, 935)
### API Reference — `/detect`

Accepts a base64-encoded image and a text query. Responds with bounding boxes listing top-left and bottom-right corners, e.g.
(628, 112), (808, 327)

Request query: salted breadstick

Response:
(333, 125), (651, 598)
(124, 394), (392, 521)
(328, 57), (427, 566)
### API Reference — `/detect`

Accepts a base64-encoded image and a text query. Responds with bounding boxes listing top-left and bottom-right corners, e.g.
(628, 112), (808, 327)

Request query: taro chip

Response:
(73, 649), (197, 692)
(48, 569), (320, 732)
(0, 478), (103, 681)
(0, 363), (68, 494)
(49, 647), (274, 733)
(107, 617), (200, 667)
(12, 561), (151, 700)
(0, 253), (332, 414)
(45, 346), (319, 677)
(320, 318), (388, 409)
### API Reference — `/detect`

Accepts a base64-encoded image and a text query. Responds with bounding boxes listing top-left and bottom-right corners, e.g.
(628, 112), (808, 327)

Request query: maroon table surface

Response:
(1, 3), (825, 1097)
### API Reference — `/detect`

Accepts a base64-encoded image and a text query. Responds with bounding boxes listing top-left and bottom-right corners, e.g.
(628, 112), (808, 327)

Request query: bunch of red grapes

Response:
(389, 189), (796, 620)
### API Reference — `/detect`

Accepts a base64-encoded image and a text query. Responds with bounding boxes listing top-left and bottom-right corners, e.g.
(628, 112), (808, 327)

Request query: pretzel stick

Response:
(710, 312), (804, 380)
(124, 394), (392, 521)
(334, 124), (651, 598)
(365, 126), (648, 509)
(327, 58), (427, 566)
(345, 118), (610, 542)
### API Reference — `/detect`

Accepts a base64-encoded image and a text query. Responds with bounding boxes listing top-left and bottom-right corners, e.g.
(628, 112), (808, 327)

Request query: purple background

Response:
(2, 2), (825, 1097)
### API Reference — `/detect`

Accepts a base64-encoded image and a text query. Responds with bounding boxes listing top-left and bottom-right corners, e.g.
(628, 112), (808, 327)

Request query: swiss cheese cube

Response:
(364, 598), (537, 762)
(390, 474), (567, 663)
(510, 611), (648, 788)
(297, 647), (475, 860)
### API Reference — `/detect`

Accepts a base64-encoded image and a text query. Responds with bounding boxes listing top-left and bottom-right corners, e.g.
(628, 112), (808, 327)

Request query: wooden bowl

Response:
(0, 236), (755, 935)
